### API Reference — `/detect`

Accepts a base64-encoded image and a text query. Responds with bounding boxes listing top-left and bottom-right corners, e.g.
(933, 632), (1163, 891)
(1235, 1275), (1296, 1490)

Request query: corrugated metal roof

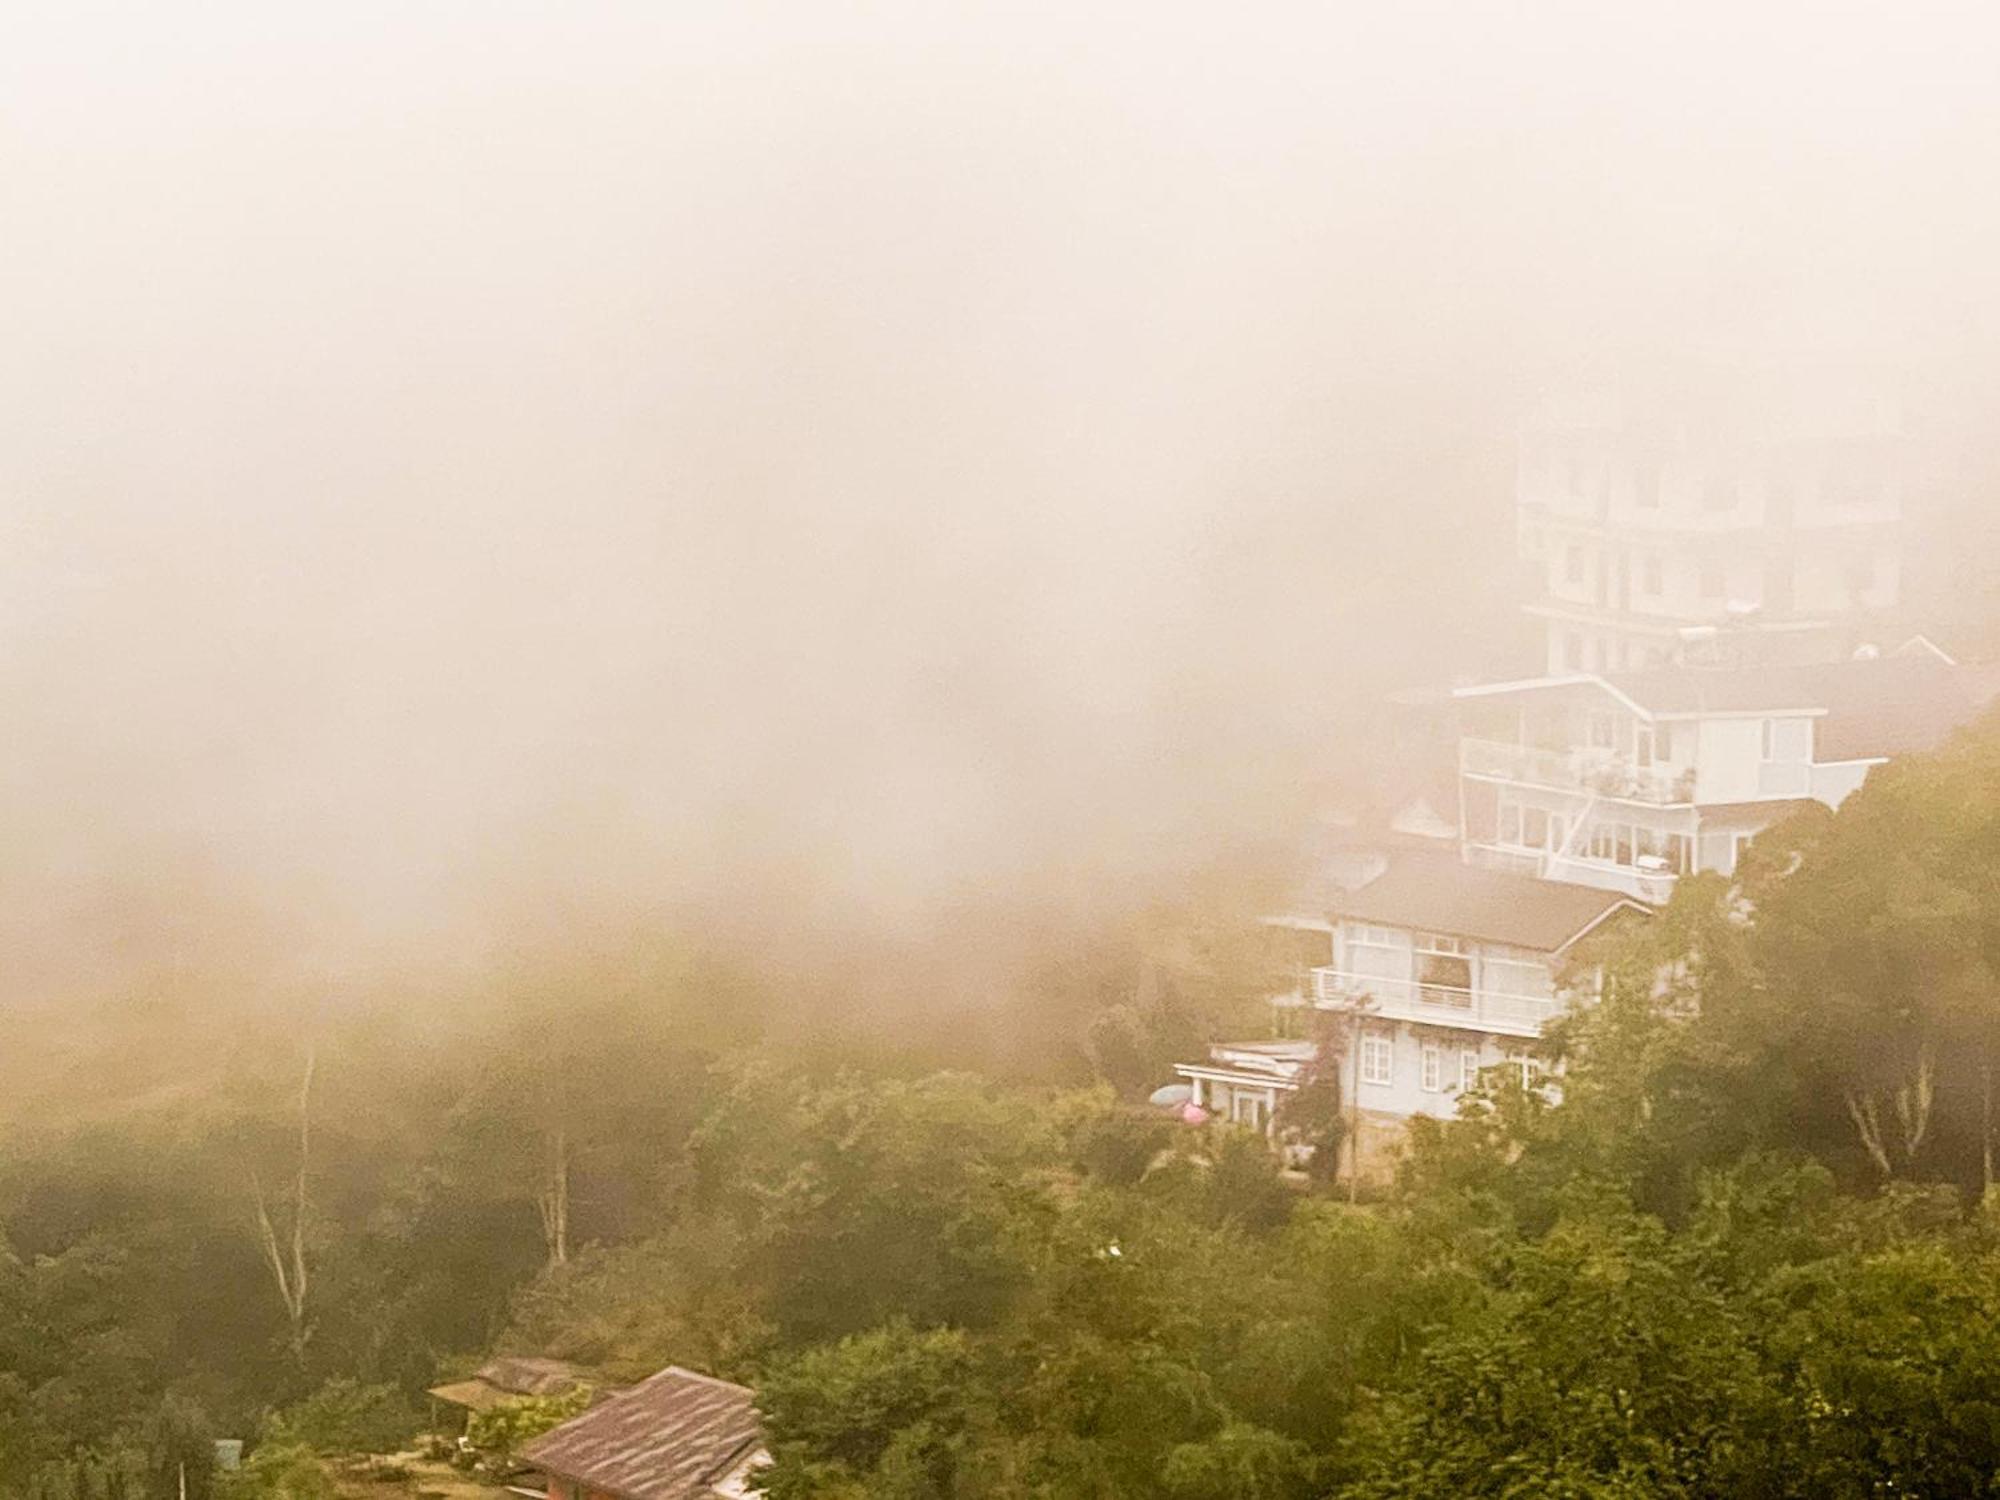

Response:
(1336, 852), (1644, 953)
(523, 1367), (763, 1500)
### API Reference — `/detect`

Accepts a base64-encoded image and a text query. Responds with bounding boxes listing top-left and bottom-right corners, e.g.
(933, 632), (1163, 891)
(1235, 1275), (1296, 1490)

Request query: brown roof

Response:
(523, 1367), (764, 1500)
(429, 1357), (586, 1411)
(1336, 852), (1644, 954)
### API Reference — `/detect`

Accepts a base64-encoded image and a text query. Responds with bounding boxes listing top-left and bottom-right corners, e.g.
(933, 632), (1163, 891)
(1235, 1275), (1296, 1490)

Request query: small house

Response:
(524, 1366), (769, 1500)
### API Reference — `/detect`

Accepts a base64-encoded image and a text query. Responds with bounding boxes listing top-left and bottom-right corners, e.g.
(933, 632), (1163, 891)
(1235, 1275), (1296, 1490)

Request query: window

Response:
(1562, 632), (1585, 672)
(1564, 544), (1587, 585)
(1231, 1090), (1270, 1132)
(1641, 555), (1663, 596)
(1699, 560), (1726, 599)
(1521, 806), (1550, 849)
(1587, 711), (1618, 750)
(1360, 1035), (1394, 1087)
(1420, 1045), (1443, 1093)
(1416, 934), (1472, 1006)
(1497, 799), (1523, 846)
(1666, 831), (1693, 873)
(1459, 1050), (1482, 1092)
(1349, 924), (1400, 949)
(1730, 831), (1753, 873)
(1588, 823), (1617, 861)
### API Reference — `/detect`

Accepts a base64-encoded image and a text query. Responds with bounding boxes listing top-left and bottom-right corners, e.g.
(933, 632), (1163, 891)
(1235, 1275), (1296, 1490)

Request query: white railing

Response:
(1312, 967), (1557, 1038)
(1543, 856), (1677, 905)
(1461, 740), (1695, 805)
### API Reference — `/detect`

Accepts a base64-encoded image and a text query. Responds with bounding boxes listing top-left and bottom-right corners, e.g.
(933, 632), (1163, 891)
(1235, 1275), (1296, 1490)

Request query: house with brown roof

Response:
(429, 1357), (590, 1430)
(524, 1366), (768, 1500)
(1179, 851), (1646, 1139)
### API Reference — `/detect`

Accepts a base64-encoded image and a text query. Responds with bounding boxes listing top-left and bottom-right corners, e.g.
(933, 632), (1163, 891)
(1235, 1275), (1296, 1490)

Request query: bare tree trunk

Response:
(1984, 1048), (1995, 1202)
(1844, 1091), (1893, 1177)
(1845, 1045), (1939, 1181)
(536, 1121), (570, 1269)
(1347, 1014), (1363, 1205)
(252, 1049), (315, 1363)
(1894, 1046), (1935, 1161)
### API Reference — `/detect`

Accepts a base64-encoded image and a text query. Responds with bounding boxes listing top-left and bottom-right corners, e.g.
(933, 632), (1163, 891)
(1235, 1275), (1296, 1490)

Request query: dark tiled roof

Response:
(1336, 852), (1643, 954)
(524, 1367), (763, 1500)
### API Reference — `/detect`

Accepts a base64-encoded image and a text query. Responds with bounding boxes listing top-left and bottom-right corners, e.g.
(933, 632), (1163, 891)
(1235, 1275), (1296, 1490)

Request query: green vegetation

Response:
(7, 716), (2000, 1495)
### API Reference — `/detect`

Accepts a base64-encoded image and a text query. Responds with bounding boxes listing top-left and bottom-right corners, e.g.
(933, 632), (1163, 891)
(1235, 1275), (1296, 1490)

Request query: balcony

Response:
(1311, 967), (1556, 1039)
(1542, 855), (1678, 906)
(1461, 739), (1696, 805)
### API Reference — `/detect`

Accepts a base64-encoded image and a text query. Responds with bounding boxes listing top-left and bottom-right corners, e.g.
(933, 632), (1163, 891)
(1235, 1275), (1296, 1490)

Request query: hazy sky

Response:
(3, 1), (1998, 1004)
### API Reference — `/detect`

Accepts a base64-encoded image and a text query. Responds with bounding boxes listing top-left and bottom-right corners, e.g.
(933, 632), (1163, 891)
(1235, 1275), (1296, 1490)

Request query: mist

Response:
(4, 0), (1999, 1021)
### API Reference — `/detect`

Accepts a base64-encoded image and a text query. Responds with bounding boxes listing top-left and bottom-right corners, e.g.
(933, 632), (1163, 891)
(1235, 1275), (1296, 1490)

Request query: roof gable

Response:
(524, 1367), (764, 1500)
(1335, 852), (1646, 954)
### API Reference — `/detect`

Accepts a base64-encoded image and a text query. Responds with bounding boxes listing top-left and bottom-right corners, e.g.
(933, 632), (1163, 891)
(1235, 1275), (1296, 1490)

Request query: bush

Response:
(217, 1442), (333, 1500)
(464, 1387), (593, 1467)
(267, 1378), (416, 1457)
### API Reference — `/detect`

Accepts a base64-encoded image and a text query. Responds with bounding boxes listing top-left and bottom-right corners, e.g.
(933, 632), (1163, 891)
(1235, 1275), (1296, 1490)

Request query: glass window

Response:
(1642, 555), (1663, 595)
(1587, 711), (1618, 750)
(1522, 806), (1549, 848)
(1459, 1050), (1482, 1092)
(1667, 831), (1693, 874)
(1231, 1091), (1269, 1131)
(1417, 951), (1472, 1006)
(1420, 1045), (1443, 1092)
(1565, 545), (1587, 585)
(1361, 1035), (1394, 1087)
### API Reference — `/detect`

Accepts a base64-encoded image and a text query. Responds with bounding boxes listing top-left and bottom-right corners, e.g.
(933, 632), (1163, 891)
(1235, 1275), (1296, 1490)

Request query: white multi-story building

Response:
(1178, 853), (1643, 1142)
(1517, 393), (1907, 675)
(1455, 654), (2000, 901)
(1178, 653), (1998, 1155)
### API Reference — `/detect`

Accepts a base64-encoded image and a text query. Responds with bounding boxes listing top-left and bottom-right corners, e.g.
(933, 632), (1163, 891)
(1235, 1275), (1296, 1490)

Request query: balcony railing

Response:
(1461, 739), (1696, 805)
(1543, 855), (1677, 905)
(1311, 967), (1557, 1038)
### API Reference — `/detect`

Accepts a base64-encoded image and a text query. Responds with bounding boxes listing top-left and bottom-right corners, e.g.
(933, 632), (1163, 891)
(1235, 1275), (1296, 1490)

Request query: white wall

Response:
(1811, 759), (1877, 808)
(1694, 718), (1768, 803)
(1348, 1023), (1519, 1122)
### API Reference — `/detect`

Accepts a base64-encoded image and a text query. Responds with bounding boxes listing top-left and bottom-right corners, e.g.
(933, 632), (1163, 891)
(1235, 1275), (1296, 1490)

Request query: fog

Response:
(4, 1), (1999, 1020)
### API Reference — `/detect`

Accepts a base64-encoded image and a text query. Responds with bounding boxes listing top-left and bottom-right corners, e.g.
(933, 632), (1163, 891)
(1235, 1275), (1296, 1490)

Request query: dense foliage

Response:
(7, 716), (2000, 1496)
